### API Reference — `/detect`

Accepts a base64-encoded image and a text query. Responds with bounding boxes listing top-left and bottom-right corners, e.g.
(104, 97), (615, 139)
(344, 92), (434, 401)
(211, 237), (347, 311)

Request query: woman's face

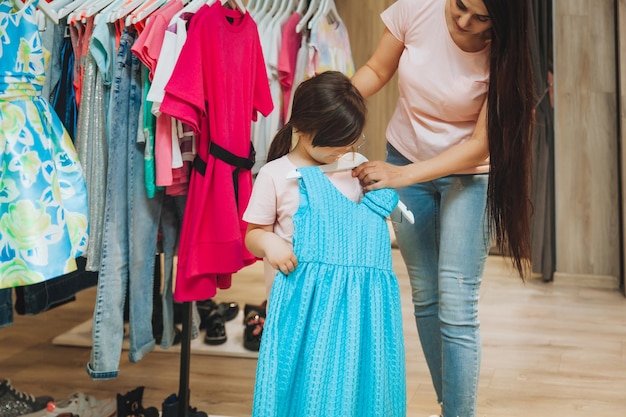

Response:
(448, 0), (493, 36)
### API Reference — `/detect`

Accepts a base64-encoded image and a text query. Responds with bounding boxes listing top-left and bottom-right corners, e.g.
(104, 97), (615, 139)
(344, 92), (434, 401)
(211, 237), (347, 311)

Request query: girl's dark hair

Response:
(483, 0), (535, 278)
(267, 71), (367, 162)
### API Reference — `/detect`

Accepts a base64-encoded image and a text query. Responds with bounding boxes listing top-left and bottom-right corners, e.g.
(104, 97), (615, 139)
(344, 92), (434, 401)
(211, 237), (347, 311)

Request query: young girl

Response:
(243, 71), (406, 417)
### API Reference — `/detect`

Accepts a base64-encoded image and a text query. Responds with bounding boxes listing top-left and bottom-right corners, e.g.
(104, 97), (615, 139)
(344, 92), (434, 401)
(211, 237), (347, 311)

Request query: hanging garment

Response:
(0, 0), (89, 289)
(252, 167), (406, 417)
(160, 2), (273, 302)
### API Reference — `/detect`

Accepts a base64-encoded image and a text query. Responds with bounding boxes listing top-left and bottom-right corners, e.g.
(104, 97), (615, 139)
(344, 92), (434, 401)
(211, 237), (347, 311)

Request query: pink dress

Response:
(160, 2), (273, 301)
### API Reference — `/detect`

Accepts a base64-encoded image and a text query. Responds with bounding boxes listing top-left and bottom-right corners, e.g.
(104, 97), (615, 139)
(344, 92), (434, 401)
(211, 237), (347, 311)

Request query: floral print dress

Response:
(0, 0), (89, 288)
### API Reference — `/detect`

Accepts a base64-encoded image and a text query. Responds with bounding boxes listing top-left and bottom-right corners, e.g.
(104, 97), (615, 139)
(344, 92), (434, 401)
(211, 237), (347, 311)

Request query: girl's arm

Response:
(353, 99), (490, 190)
(245, 223), (298, 274)
(351, 28), (404, 98)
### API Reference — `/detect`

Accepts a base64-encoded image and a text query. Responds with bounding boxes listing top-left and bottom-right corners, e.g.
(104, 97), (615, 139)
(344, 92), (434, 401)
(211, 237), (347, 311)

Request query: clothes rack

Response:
(177, 302), (192, 417)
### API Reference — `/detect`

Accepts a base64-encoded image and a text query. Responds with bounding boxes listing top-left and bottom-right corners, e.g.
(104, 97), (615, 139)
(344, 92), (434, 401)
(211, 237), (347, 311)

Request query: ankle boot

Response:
(116, 387), (158, 417)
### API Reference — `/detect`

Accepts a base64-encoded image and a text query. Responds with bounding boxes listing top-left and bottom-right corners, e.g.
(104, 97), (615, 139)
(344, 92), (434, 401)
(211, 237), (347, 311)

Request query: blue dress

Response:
(253, 166), (406, 417)
(0, 0), (89, 288)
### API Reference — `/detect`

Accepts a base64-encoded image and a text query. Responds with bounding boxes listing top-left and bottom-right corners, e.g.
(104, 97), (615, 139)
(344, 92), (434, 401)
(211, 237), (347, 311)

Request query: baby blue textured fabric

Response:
(252, 166), (406, 417)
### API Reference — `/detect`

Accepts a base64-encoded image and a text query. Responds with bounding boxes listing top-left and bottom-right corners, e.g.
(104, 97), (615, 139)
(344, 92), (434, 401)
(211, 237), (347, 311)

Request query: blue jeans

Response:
(387, 144), (491, 417)
(87, 29), (163, 380)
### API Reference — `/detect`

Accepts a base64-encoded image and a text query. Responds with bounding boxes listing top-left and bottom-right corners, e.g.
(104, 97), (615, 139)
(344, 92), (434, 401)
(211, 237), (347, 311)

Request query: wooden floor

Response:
(1, 250), (625, 417)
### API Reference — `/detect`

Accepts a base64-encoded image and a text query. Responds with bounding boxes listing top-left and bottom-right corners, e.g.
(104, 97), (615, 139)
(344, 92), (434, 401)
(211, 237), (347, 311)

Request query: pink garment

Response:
(131, 0), (184, 79)
(277, 12), (303, 123)
(160, 2), (273, 302)
(381, 0), (490, 173)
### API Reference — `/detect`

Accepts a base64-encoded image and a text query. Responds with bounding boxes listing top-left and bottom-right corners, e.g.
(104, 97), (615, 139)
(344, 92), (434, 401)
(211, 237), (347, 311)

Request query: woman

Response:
(351, 0), (534, 416)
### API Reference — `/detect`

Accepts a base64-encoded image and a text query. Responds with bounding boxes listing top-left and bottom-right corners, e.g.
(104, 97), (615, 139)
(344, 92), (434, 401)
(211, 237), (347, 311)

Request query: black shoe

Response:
(243, 301), (266, 324)
(203, 310), (227, 345)
(243, 310), (264, 352)
(116, 387), (159, 417)
(161, 394), (208, 417)
(198, 299), (238, 328)
(216, 301), (239, 322)
(0, 379), (53, 417)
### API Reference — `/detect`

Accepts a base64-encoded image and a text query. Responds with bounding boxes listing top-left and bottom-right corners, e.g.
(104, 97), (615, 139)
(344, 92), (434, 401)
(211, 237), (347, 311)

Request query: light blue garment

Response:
(0, 0), (89, 288)
(387, 143), (491, 417)
(253, 166), (406, 417)
(87, 29), (163, 380)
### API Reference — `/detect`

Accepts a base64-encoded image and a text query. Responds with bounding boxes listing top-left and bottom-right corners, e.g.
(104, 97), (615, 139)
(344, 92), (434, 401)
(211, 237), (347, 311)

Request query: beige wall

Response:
(336, 0), (397, 161)
(554, 0), (621, 285)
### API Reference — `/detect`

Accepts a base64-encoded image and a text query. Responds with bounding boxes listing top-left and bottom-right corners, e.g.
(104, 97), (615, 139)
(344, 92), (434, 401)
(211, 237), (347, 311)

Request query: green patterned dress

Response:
(0, 0), (89, 288)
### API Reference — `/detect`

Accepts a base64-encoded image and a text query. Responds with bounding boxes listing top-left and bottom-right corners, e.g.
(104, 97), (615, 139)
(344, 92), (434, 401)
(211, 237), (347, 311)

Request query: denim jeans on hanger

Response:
(87, 29), (163, 380)
(158, 194), (200, 350)
(386, 143), (491, 417)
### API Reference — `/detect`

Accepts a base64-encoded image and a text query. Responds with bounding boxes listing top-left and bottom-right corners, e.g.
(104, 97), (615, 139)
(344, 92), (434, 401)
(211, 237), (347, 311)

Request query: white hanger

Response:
(286, 152), (367, 179)
(286, 152), (415, 224)
(91, 0), (125, 25)
(295, 0), (321, 33)
(36, 0), (59, 23)
(47, 0), (74, 11)
(128, 0), (168, 25)
(272, 0), (296, 28)
(307, 0), (338, 30)
(56, 0), (93, 20)
(220, 0), (245, 14)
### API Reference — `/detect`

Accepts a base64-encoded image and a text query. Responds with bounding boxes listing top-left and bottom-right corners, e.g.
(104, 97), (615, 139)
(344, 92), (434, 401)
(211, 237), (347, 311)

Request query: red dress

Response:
(160, 2), (273, 301)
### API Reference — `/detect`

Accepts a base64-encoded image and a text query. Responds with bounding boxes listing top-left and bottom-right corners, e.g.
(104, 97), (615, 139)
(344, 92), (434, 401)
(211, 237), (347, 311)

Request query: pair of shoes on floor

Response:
(161, 393), (207, 417)
(117, 387), (159, 417)
(197, 299), (239, 327)
(243, 301), (266, 352)
(197, 299), (239, 346)
(0, 379), (53, 417)
(24, 392), (116, 417)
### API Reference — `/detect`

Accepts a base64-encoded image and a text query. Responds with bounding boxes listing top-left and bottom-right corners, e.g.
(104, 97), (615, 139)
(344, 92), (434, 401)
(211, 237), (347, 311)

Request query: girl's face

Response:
(448, 0), (492, 36)
(299, 133), (364, 165)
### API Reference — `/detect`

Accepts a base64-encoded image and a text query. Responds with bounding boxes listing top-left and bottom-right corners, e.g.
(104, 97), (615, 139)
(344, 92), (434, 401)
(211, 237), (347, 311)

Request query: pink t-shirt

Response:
(130, 0), (184, 80)
(160, 2), (273, 302)
(382, 0), (490, 172)
(243, 154), (363, 289)
(277, 12), (303, 123)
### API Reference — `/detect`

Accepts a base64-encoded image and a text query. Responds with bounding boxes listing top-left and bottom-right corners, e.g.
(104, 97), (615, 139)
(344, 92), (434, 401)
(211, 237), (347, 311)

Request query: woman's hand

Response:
(352, 161), (413, 191)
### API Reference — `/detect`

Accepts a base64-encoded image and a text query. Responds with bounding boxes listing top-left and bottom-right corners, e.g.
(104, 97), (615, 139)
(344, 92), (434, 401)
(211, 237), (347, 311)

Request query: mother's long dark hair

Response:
(483, 0), (535, 278)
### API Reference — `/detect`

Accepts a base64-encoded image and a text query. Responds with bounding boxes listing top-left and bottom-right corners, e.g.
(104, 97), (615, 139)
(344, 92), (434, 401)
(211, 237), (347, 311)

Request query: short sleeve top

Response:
(382, 0), (490, 172)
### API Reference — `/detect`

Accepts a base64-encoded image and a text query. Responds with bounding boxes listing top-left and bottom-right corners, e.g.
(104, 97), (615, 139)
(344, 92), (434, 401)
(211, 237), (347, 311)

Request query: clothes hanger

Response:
(109, 0), (144, 23)
(272, 0), (296, 27)
(295, 0), (320, 33)
(91, 0), (125, 25)
(67, 0), (113, 23)
(286, 152), (416, 224)
(220, 0), (245, 14)
(36, 0), (59, 22)
(307, 0), (339, 30)
(128, 0), (168, 25)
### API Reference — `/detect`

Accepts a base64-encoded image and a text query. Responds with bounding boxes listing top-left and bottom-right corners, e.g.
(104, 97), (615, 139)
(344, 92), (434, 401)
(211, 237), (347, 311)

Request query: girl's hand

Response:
(264, 238), (298, 275)
(352, 161), (412, 191)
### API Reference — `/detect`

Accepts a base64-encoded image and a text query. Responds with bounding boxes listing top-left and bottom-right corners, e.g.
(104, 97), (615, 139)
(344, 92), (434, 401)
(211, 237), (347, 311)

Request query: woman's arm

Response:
(245, 224), (298, 274)
(351, 28), (405, 98)
(353, 99), (490, 191)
